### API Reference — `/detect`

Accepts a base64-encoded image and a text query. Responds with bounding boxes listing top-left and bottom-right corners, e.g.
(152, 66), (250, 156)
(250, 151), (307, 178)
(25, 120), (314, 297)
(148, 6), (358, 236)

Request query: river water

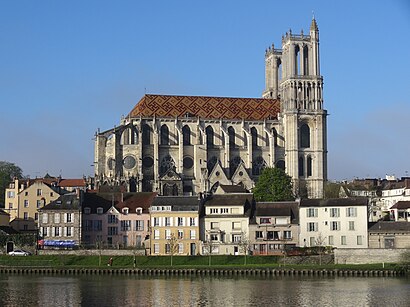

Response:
(0, 274), (409, 306)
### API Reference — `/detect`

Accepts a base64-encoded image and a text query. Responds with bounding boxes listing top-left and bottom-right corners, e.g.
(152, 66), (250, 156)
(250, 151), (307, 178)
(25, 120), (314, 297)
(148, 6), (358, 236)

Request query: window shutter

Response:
(170, 216), (173, 226)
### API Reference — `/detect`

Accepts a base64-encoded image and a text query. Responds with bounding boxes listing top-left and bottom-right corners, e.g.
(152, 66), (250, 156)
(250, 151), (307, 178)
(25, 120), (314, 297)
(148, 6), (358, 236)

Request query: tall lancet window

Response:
(300, 124), (310, 148)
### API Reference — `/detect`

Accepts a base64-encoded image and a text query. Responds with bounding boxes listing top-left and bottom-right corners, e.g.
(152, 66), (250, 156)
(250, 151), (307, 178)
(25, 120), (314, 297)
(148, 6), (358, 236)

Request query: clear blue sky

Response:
(1, 0), (409, 181)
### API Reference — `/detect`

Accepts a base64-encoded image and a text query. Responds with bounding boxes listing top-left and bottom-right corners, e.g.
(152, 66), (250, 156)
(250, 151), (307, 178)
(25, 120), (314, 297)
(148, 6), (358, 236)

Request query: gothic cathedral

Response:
(94, 18), (327, 198)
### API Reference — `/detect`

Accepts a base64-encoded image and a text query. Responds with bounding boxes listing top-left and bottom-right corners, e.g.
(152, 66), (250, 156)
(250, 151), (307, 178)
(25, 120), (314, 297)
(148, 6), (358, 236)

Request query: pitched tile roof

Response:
(116, 192), (157, 213)
(390, 201), (410, 209)
(152, 196), (199, 211)
(255, 202), (299, 223)
(218, 185), (249, 194)
(369, 221), (410, 232)
(204, 194), (254, 207)
(82, 193), (114, 214)
(300, 197), (368, 207)
(128, 94), (280, 120)
(58, 179), (86, 187)
(41, 193), (81, 211)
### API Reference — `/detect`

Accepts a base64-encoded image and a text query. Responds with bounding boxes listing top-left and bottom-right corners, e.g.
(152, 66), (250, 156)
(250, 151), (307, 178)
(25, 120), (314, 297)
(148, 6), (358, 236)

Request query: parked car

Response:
(8, 249), (32, 256)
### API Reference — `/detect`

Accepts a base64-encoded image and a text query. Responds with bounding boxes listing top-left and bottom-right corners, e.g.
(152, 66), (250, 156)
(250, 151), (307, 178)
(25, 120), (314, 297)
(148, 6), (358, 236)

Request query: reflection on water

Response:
(0, 274), (409, 306)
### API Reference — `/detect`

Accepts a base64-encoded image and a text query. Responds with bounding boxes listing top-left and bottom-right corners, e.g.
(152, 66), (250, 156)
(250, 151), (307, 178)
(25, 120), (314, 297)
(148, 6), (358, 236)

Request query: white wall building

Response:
(201, 194), (254, 255)
(299, 198), (368, 249)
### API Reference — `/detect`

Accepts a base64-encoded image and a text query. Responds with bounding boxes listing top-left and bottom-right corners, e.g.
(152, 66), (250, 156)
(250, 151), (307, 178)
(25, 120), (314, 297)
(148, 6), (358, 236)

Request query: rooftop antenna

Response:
(312, 10), (315, 19)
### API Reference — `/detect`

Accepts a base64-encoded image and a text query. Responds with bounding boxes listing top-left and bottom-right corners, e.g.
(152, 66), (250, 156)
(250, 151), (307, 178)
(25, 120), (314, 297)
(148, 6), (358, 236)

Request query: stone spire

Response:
(310, 16), (318, 31)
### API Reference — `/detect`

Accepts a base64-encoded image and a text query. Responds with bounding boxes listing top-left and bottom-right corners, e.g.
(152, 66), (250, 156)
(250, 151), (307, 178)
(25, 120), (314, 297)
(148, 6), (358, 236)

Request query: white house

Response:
(201, 194), (254, 255)
(299, 198), (368, 249)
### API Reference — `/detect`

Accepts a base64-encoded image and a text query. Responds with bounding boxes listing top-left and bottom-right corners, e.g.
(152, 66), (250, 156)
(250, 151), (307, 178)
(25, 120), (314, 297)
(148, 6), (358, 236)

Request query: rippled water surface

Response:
(0, 274), (409, 306)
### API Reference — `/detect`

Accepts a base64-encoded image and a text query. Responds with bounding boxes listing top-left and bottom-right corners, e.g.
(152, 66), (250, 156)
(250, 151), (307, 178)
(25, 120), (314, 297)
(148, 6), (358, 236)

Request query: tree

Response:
(238, 232), (250, 265)
(167, 233), (179, 266)
(0, 161), (23, 207)
(315, 233), (327, 265)
(203, 235), (218, 266)
(253, 167), (294, 202)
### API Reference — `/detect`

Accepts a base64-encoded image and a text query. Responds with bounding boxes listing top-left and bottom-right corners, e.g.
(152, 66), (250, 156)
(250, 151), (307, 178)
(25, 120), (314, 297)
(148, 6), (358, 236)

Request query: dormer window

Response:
(260, 218), (271, 224)
(122, 208), (129, 215)
(97, 207), (103, 215)
(136, 208), (142, 215)
(84, 208), (91, 215)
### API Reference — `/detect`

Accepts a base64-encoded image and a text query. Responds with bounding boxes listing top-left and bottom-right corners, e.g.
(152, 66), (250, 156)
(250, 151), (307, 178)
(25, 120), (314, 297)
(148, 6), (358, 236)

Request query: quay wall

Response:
(0, 267), (403, 277)
(335, 248), (409, 264)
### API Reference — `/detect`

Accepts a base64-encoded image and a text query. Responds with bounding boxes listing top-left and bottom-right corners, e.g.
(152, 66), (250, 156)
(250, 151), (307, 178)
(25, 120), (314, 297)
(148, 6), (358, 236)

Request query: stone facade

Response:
(94, 18), (327, 199)
(38, 193), (82, 247)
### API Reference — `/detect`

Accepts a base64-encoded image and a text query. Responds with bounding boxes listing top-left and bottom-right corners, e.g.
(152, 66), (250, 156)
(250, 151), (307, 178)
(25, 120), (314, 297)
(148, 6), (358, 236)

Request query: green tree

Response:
(253, 167), (294, 201)
(0, 161), (23, 207)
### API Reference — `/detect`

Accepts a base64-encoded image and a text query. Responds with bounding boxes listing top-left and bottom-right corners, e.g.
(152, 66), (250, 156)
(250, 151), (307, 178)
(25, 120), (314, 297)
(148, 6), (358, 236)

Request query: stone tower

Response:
(263, 18), (327, 198)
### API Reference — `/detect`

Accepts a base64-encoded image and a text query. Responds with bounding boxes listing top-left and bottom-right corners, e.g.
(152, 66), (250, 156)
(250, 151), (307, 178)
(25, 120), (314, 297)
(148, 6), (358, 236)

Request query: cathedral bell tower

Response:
(264, 18), (327, 198)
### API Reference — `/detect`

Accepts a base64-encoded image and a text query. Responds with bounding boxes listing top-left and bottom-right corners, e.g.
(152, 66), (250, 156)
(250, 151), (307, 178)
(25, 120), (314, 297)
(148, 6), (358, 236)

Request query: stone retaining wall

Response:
(38, 249), (146, 256)
(335, 248), (409, 264)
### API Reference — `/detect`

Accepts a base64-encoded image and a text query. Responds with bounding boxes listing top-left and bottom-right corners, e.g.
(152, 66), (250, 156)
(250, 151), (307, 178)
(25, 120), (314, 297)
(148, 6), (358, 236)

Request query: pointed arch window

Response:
(121, 127), (138, 145)
(207, 156), (218, 174)
(307, 156), (312, 177)
(300, 124), (310, 148)
(182, 125), (191, 145)
(277, 58), (282, 82)
(160, 125), (169, 145)
(228, 127), (236, 149)
(142, 124), (152, 145)
(276, 160), (285, 171)
(251, 127), (258, 148)
(160, 155), (176, 174)
(295, 45), (301, 75)
(303, 45), (309, 75)
(252, 156), (266, 175)
(298, 156), (304, 177)
(230, 156), (243, 175)
(272, 128), (278, 147)
(206, 126), (214, 149)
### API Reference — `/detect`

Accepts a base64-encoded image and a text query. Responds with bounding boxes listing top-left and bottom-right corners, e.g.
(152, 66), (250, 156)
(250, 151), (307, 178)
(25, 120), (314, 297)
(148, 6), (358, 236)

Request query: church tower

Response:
(264, 18), (327, 198)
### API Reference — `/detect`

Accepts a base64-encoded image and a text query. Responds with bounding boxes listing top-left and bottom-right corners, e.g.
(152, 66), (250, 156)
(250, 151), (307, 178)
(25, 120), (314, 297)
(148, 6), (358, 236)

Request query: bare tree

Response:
(203, 235), (217, 266)
(238, 232), (250, 265)
(167, 233), (179, 266)
(315, 233), (327, 265)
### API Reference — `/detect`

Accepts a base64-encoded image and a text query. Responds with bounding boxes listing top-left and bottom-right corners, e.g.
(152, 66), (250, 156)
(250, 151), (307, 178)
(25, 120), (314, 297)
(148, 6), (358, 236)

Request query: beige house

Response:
(368, 221), (410, 249)
(6, 178), (61, 232)
(150, 196), (200, 256)
(249, 202), (299, 255)
(201, 194), (254, 255)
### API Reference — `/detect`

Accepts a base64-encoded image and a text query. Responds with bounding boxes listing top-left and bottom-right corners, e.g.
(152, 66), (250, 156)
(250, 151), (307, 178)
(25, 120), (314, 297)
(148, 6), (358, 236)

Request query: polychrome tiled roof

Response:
(128, 94), (280, 120)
